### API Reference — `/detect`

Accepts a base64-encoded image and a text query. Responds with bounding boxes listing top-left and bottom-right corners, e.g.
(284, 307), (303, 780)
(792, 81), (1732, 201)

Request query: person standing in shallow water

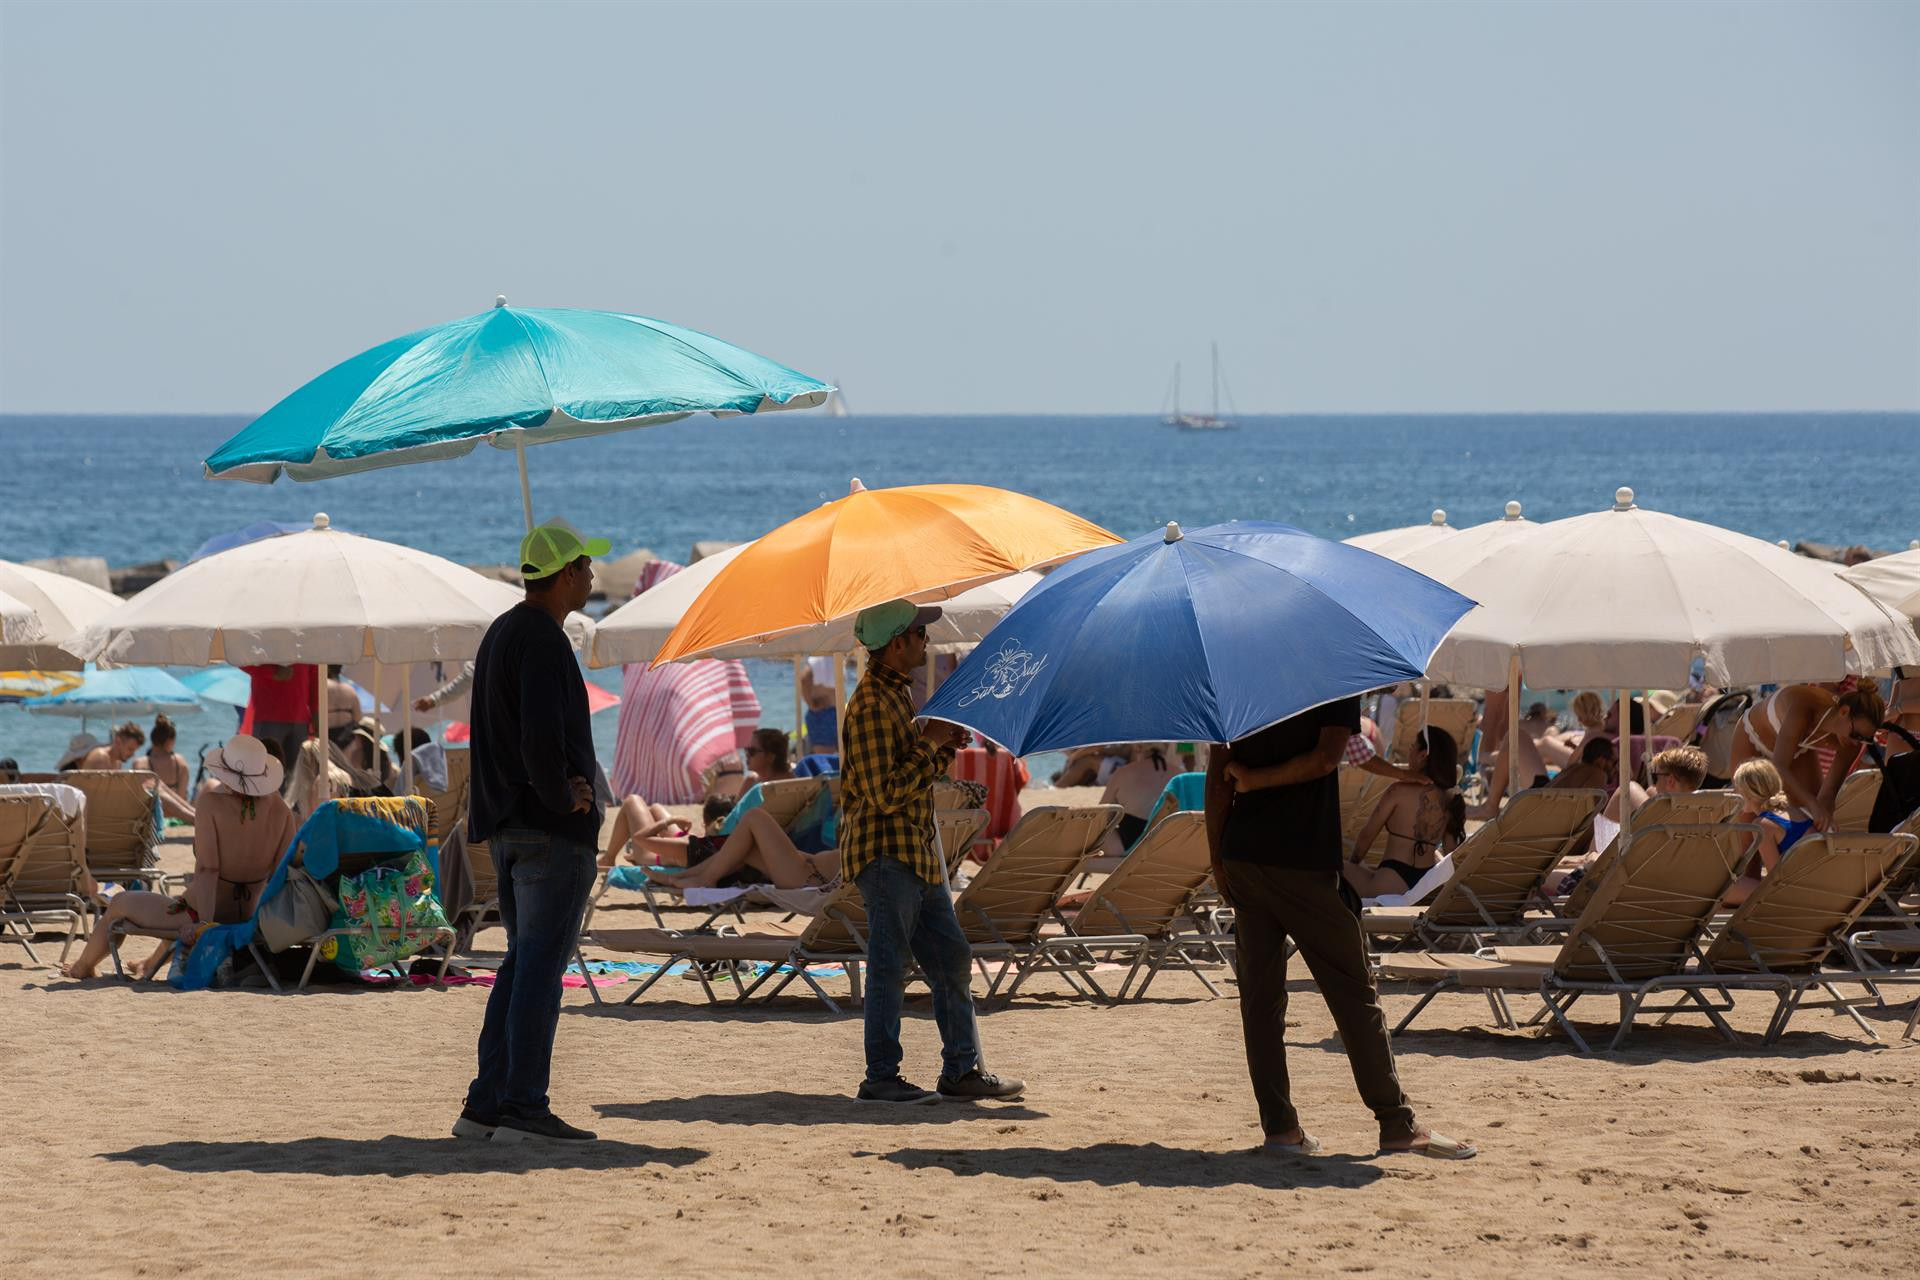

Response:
(1208, 696), (1478, 1160)
(455, 520), (609, 1145)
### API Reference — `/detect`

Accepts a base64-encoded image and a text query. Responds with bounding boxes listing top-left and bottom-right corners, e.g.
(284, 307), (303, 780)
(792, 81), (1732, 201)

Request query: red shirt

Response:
(244, 664), (316, 722)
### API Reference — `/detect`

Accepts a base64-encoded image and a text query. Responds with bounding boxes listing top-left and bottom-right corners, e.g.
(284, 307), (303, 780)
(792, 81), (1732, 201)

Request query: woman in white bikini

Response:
(1729, 683), (1883, 833)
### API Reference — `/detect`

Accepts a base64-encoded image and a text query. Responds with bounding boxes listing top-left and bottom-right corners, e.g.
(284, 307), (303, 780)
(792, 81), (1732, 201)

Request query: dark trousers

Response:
(253, 721), (307, 789)
(1221, 860), (1416, 1141)
(464, 826), (597, 1121)
(855, 856), (980, 1084)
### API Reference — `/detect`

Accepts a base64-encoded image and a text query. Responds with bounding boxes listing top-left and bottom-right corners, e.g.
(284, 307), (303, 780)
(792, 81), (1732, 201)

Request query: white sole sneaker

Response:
(853, 1092), (942, 1106)
(490, 1122), (596, 1143)
(450, 1116), (495, 1140)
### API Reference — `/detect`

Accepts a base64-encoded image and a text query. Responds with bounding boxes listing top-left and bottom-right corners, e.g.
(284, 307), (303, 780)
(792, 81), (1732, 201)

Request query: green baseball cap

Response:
(519, 519), (612, 580)
(855, 599), (943, 649)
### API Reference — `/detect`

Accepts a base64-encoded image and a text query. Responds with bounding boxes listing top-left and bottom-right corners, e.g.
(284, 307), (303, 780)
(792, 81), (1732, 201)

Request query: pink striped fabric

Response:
(611, 559), (763, 803)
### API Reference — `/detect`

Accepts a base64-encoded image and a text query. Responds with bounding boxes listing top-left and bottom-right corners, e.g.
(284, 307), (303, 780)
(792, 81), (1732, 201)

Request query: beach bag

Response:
(1696, 690), (1753, 784)
(1866, 725), (1920, 834)
(256, 865), (337, 953)
(320, 849), (449, 972)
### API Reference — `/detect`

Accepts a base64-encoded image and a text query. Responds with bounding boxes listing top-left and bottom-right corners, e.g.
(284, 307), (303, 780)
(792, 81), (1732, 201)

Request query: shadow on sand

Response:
(876, 1141), (1398, 1190)
(597, 1090), (1048, 1127)
(98, 1134), (707, 1177)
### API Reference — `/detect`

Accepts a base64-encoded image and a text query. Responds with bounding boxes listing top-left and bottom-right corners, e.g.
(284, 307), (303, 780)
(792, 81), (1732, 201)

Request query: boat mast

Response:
(1210, 341), (1220, 421)
(1173, 362), (1182, 417)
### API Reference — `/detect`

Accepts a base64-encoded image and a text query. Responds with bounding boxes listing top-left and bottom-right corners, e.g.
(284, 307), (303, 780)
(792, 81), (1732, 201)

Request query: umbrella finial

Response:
(1777, 540), (1791, 550)
(1504, 500), (1522, 521)
(1164, 521), (1183, 544)
(1430, 509), (1447, 526)
(494, 294), (508, 309)
(1613, 487), (1636, 511)
(1910, 539), (1918, 550)
(848, 477), (867, 494)
(312, 512), (331, 530)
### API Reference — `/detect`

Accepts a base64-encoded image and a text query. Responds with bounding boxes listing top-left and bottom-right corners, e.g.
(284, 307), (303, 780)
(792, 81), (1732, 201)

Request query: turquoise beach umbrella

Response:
(204, 298), (834, 528)
(22, 665), (201, 721)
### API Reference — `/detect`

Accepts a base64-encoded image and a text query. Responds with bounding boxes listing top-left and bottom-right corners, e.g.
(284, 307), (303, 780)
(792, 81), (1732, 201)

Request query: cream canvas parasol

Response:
(0, 559), (125, 668)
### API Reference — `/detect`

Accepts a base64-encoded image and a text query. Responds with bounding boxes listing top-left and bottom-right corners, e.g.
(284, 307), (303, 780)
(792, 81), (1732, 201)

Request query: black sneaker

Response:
(855, 1076), (940, 1105)
(938, 1069), (1025, 1101)
(491, 1112), (597, 1143)
(451, 1107), (497, 1140)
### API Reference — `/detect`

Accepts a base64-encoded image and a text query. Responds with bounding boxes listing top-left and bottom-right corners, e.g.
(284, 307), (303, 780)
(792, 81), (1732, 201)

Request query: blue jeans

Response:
(464, 827), (597, 1121)
(855, 856), (979, 1083)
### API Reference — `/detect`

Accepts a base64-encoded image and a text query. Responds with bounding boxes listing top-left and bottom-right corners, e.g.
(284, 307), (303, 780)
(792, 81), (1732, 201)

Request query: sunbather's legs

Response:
(651, 810), (832, 889)
(61, 891), (185, 979)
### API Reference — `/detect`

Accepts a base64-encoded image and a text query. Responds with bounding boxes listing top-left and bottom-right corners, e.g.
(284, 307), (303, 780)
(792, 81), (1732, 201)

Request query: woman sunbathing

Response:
(1722, 759), (1800, 907)
(1730, 683), (1882, 832)
(600, 793), (724, 869)
(1339, 729), (1465, 898)
(63, 735), (295, 980)
(641, 806), (840, 891)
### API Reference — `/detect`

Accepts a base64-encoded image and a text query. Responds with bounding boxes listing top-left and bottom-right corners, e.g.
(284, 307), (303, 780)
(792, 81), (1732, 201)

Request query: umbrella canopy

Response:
(0, 669), (83, 703)
(179, 665), (252, 707)
(917, 520), (1477, 754)
(0, 587), (40, 646)
(72, 513), (591, 667)
(1419, 488), (1920, 690)
(22, 665), (201, 720)
(0, 559), (126, 670)
(653, 480), (1121, 664)
(1343, 509), (1456, 558)
(591, 537), (1045, 667)
(204, 300), (833, 527)
(1842, 547), (1920, 620)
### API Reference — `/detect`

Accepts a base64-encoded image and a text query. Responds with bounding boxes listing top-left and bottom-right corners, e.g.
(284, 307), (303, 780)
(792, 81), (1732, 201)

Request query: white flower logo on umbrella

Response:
(955, 639), (1049, 707)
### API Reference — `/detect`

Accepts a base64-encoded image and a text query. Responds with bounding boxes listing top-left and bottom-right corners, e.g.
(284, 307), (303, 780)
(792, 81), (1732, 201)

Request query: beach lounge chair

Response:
(0, 793), (80, 964)
(414, 747), (470, 854)
(1022, 810), (1225, 1001)
(947, 804), (1120, 996)
(1339, 766), (1396, 863)
(1560, 789), (1744, 919)
(21, 769), (165, 892)
(1692, 831), (1919, 1043)
(586, 809), (991, 1011)
(1362, 787), (1604, 948)
(1379, 823), (1756, 1051)
(1829, 770), (1882, 834)
(1650, 702), (1704, 744)
(1388, 698), (1477, 765)
(1077, 771), (1205, 879)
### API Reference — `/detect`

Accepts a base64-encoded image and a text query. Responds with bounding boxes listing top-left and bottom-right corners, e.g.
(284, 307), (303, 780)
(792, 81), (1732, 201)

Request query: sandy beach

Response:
(3, 785), (1915, 1280)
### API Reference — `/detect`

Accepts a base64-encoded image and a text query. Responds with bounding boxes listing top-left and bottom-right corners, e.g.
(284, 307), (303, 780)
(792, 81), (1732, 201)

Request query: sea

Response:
(2, 411), (1916, 778)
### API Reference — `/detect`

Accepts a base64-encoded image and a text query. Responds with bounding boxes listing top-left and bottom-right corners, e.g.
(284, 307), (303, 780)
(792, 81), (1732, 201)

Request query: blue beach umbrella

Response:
(918, 521), (1477, 753)
(22, 665), (202, 721)
(179, 665), (252, 707)
(187, 519), (318, 564)
(204, 299), (834, 528)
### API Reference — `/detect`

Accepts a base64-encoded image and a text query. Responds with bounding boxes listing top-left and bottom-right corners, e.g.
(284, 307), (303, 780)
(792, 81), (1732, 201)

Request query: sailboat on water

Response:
(1159, 342), (1235, 430)
(823, 382), (850, 418)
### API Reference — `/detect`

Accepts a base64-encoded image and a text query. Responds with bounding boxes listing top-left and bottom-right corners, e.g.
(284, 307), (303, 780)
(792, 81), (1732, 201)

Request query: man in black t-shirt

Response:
(1207, 695), (1478, 1161)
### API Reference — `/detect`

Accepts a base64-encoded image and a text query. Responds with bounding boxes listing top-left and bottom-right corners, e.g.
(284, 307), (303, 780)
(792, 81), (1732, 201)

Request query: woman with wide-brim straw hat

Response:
(63, 735), (296, 981)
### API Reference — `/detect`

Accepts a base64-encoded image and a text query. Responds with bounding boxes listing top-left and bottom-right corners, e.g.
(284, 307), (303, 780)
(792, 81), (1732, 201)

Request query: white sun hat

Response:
(204, 733), (286, 797)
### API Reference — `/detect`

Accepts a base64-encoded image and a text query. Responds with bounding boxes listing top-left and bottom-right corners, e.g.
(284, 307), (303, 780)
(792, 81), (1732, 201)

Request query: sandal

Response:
(1379, 1131), (1478, 1160)
(1260, 1132), (1324, 1157)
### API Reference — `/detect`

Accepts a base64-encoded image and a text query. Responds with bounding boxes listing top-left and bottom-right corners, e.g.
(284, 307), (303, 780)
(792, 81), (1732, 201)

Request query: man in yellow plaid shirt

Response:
(842, 599), (1025, 1106)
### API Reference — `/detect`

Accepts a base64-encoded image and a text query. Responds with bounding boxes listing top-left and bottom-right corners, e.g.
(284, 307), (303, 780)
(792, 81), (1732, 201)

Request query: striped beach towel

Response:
(612, 559), (762, 804)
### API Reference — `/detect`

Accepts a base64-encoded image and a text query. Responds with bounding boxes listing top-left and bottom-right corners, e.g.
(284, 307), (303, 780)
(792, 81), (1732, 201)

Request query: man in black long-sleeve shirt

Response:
(456, 520), (608, 1145)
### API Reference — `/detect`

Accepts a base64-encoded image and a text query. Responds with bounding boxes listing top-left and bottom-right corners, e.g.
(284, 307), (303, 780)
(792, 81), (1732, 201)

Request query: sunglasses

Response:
(908, 624), (928, 639)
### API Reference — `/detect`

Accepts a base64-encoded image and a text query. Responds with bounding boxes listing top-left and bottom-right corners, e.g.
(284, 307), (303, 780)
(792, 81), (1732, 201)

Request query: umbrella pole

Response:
(516, 436), (535, 532)
(793, 657), (806, 747)
(1507, 656), (1522, 803)
(316, 662), (330, 804)
(1617, 688), (1631, 844)
(372, 659), (381, 727)
(403, 662), (415, 795)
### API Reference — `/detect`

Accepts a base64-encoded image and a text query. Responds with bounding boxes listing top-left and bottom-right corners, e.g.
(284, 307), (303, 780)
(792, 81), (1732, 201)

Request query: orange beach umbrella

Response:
(653, 480), (1121, 664)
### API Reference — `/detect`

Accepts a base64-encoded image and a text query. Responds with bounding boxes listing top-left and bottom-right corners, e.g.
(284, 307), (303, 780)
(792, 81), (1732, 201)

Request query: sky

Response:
(1, 0), (1915, 415)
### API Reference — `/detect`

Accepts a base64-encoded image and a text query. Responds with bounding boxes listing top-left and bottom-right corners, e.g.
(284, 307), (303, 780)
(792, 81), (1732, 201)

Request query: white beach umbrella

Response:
(73, 513), (592, 798)
(1417, 488), (1920, 836)
(0, 586), (43, 647)
(1423, 488), (1920, 691)
(1841, 546), (1920, 620)
(589, 545), (1043, 668)
(0, 559), (125, 668)
(1343, 509), (1456, 559)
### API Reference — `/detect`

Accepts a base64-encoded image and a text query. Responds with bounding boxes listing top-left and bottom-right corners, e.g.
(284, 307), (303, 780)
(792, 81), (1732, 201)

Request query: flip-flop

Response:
(1380, 1132), (1477, 1160)
(1260, 1132), (1324, 1157)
